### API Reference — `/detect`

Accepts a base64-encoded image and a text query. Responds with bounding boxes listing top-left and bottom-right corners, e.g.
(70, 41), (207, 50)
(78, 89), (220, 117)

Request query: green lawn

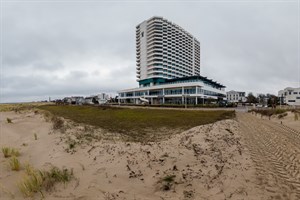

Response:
(39, 105), (235, 142)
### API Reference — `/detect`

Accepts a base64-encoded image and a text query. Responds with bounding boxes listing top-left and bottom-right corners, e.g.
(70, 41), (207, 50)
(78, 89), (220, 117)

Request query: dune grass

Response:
(18, 166), (74, 197)
(0, 102), (51, 112)
(9, 156), (21, 171)
(39, 105), (235, 142)
(2, 147), (20, 158)
(18, 170), (44, 197)
(34, 133), (38, 140)
(6, 118), (12, 123)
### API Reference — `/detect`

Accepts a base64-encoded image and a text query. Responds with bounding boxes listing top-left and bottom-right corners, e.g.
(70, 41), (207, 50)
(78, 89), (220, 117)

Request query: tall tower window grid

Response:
(136, 16), (200, 82)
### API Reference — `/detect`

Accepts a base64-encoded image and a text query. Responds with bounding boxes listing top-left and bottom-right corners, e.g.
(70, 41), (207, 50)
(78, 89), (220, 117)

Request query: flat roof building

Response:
(119, 76), (225, 105)
(226, 90), (246, 103)
(278, 87), (300, 106)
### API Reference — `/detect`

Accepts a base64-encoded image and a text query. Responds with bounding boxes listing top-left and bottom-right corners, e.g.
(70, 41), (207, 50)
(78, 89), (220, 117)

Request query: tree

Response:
(257, 94), (266, 105)
(267, 94), (277, 107)
(247, 92), (258, 103)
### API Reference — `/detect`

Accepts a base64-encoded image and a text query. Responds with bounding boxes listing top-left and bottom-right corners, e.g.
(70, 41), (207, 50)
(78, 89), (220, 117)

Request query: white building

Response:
(119, 17), (225, 105)
(97, 93), (109, 104)
(278, 87), (300, 106)
(119, 76), (226, 105)
(136, 16), (200, 84)
(226, 90), (246, 103)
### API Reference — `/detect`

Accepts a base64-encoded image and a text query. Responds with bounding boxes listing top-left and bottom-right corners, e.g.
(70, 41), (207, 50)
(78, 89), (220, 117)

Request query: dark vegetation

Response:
(250, 108), (300, 119)
(250, 108), (286, 117)
(160, 175), (176, 191)
(39, 105), (235, 142)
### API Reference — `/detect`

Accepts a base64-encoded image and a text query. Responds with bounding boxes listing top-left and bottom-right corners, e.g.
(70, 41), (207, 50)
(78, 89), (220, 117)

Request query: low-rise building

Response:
(226, 90), (246, 103)
(97, 93), (109, 104)
(71, 96), (84, 105)
(278, 87), (300, 106)
(118, 76), (226, 105)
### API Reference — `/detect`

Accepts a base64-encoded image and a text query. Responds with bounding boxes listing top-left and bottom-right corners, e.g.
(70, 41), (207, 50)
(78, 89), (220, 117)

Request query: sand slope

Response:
(0, 111), (267, 199)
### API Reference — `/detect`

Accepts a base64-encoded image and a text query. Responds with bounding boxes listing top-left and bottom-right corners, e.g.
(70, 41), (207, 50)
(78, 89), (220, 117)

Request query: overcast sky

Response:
(1, 0), (299, 103)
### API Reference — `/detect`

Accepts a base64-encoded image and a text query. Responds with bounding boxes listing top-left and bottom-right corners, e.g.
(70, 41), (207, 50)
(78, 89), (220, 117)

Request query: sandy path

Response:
(237, 112), (300, 199)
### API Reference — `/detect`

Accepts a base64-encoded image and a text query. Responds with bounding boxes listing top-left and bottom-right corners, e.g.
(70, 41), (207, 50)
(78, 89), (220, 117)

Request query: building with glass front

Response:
(119, 76), (226, 105)
(118, 17), (226, 105)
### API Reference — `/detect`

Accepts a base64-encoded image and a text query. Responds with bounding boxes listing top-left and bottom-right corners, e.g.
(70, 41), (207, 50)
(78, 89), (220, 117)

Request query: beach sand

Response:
(0, 110), (269, 199)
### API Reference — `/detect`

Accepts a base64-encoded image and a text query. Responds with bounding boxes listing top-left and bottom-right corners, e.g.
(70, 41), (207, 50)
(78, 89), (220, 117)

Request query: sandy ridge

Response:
(0, 111), (269, 199)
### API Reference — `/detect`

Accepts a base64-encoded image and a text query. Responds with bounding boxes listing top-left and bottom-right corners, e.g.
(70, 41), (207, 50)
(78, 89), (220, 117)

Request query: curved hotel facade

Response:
(118, 16), (226, 105)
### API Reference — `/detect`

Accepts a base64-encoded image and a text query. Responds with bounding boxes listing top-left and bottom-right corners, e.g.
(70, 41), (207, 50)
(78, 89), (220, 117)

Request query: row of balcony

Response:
(147, 52), (194, 63)
(147, 65), (193, 74)
(147, 54), (193, 65)
(147, 63), (196, 73)
(147, 58), (194, 67)
(147, 45), (194, 56)
(147, 69), (193, 75)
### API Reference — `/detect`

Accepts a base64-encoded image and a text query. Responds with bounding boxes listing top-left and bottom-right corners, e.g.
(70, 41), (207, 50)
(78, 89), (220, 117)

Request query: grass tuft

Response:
(9, 156), (21, 171)
(34, 133), (38, 140)
(6, 118), (12, 123)
(294, 113), (299, 121)
(42, 167), (74, 190)
(25, 163), (35, 175)
(18, 171), (44, 197)
(18, 166), (74, 197)
(160, 175), (176, 191)
(162, 175), (176, 183)
(2, 147), (20, 158)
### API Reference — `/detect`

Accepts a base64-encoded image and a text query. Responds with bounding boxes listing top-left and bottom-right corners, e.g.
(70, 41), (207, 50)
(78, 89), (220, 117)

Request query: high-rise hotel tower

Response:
(136, 16), (200, 86)
(118, 17), (226, 105)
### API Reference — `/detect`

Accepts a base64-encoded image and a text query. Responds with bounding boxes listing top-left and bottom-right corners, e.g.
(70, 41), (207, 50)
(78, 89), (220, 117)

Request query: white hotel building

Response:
(118, 16), (226, 105)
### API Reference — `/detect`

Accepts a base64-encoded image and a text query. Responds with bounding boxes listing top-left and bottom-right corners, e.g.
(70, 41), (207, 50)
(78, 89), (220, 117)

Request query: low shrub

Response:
(252, 109), (288, 118)
(42, 167), (74, 190)
(278, 113), (288, 119)
(6, 118), (12, 123)
(51, 116), (64, 130)
(160, 175), (176, 191)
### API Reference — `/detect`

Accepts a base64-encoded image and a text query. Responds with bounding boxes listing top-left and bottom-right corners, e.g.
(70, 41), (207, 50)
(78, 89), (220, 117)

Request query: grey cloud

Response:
(1, 1), (298, 102)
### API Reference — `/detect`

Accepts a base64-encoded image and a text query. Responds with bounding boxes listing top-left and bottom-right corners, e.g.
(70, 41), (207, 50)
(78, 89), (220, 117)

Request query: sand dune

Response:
(0, 110), (269, 199)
